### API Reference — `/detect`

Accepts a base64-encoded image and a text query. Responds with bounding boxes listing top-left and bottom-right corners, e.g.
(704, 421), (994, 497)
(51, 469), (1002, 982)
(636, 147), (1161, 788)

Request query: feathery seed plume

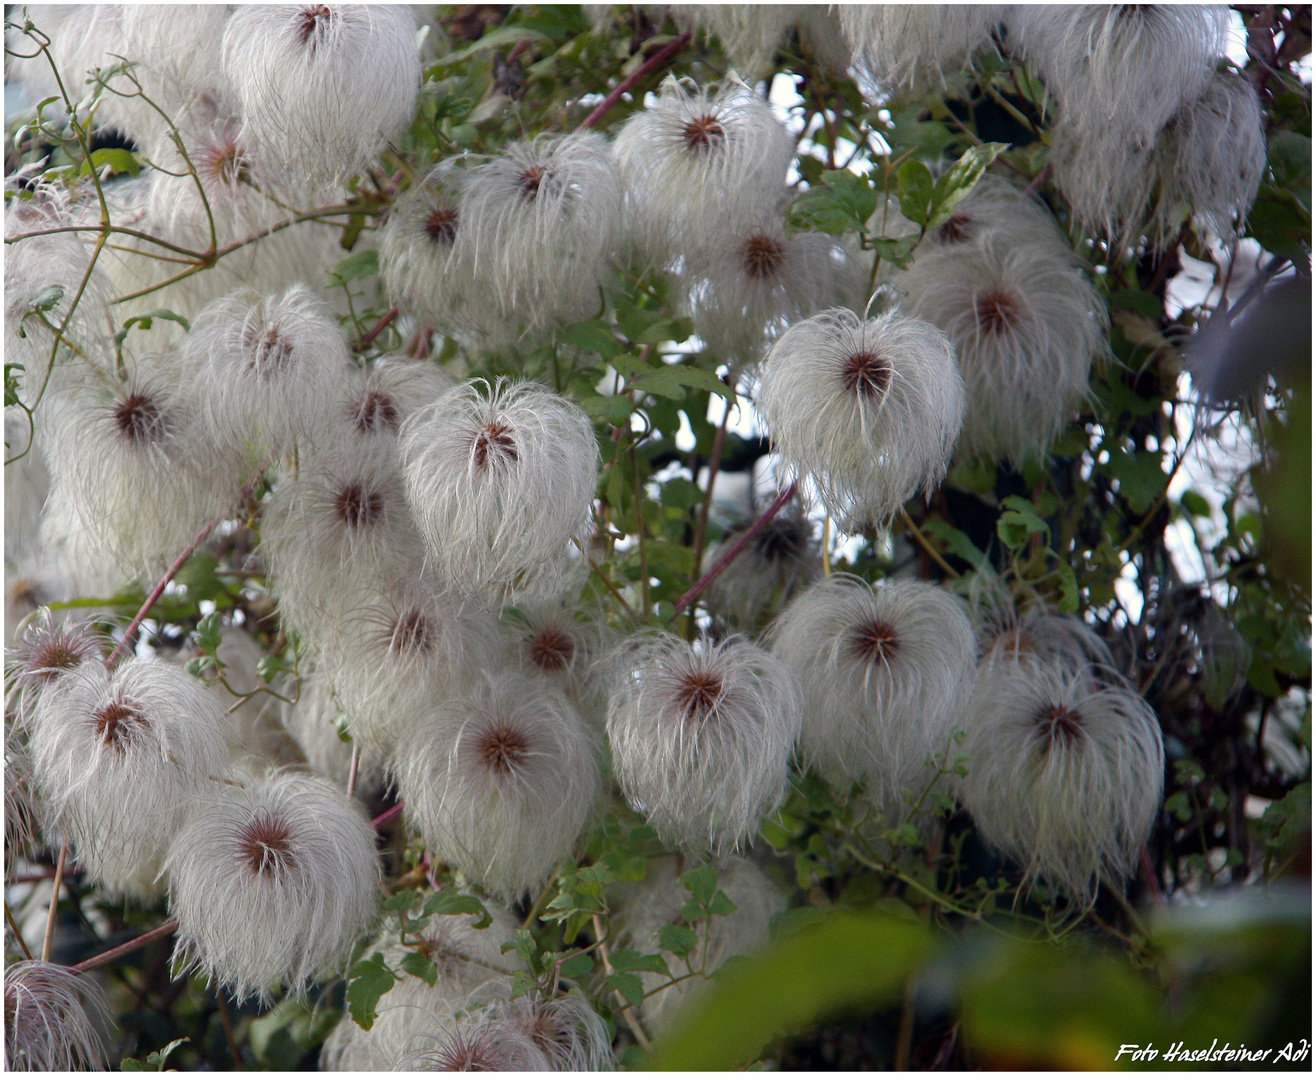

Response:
(841, 5), (1005, 96)
(3, 960), (112, 1072)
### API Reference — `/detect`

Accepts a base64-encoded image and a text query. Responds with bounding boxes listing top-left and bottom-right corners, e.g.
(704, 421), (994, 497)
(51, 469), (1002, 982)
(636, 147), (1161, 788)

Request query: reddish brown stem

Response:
(668, 482), (798, 620)
(1139, 848), (1166, 909)
(577, 32), (691, 131)
(372, 802), (404, 830)
(354, 306), (397, 352)
(71, 917), (179, 973)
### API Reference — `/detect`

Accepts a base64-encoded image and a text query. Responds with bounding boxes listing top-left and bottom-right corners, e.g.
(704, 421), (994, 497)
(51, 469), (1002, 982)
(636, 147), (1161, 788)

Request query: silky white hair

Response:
(770, 574), (977, 800)
(3, 960), (112, 1071)
(840, 4), (1004, 97)
(335, 357), (457, 451)
(756, 307), (965, 530)
(604, 631), (803, 853)
(613, 75), (795, 268)
(616, 853), (783, 1037)
(398, 378), (600, 603)
(164, 767), (381, 1005)
(6, 609), (105, 729)
(222, 4), (420, 191)
(391, 1002), (552, 1071)
(1150, 69), (1267, 245)
(316, 571), (506, 759)
(260, 443), (426, 641)
(704, 502), (821, 634)
(1009, 5), (1228, 148)
(29, 659), (234, 900)
(681, 214), (868, 367)
(960, 656), (1165, 902)
(180, 284), (356, 460)
(455, 132), (623, 341)
(897, 232), (1106, 465)
(392, 672), (601, 903)
(320, 904), (526, 1072)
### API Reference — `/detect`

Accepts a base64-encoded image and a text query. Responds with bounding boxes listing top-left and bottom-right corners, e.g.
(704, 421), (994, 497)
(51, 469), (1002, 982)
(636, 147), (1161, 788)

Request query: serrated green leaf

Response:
(707, 890), (738, 917)
(927, 142), (1008, 229)
(422, 890), (491, 928)
(679, 899), (706, 922)
(633, 315), (695, 345)
(438, 24), (550, 64)
(581, 394), (634, 426)
(559, 319), (623, 359)
(328, 249), (379, 285)
(996, 495), (1049, 549)
(897, 159), (934, 227)
(681, 865), (717, 906)
(196, 610), (223, 653)
(921, 519), (987, 568)
(606, 971), (646, 1009)
(559, 953), (596, 980)
(1180, 490), (1211, 518)
(346, 954), (396, 1031)
(510, 971), (538, 1000)
(610, 949), (671, 977)
(80, 146), (139, 177)
(658, 922), (699, 958)
(399, 951), (439, 987)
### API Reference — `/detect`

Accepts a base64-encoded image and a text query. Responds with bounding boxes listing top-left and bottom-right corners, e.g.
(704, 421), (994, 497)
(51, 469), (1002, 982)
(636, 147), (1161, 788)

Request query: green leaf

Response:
(896, 159), (935, 227)
(787, 169), (877, 235)
(605, 971), (646, 1009)
(558, 319), (623, 359)
(422, 890), (491, 928)
(29, 285), (65, 314)
(869, 234), (919, 269)
(559, 953), (596, 980)
(346, 953), (396, 1031)
(581, 394), (634, 426)
(438, 24), (550, 64)
(327, 249), (379, 285)
(996, 495), (1049, 549)
(653, 913), (932, 1070)
(1107, 449), (1166, 515)
(681, 865), (717, 907)
(610, 949), (671, 977)
(631, 363), (734, 403)
(707, 890), (737, 917)
(196, 610), (222, 653)
(678, 899), (706, 922)
(921, 519), (987, 568)
(399, 951), (439, 987)
(927, 142), (1008, 229)
(1054, 563), (1079, 614)
(1180, 490), (1211, 518)
(510, 971), (538, 1000)
(658, 922), (699, 959)
(633, 316), (695, 346)
(112, 308), (191, 346)
(80, 146), (139, 177)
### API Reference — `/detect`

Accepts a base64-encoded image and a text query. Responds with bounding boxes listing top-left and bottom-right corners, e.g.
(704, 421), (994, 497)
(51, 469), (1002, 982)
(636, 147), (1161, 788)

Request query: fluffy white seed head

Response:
(1048, 116), (1158, 249)
(605, 632), (803, 853)
(393, 1004), (551, 1071)
(5, 723), (39, 876)
(181, 284), (356, 459)
(379, 162), (480, 336)
(704, 502), (820, 633)
(41, 363), (243, 584)
(1010, 5), (1228, 147)
(317, 574), (506, 758)
(681, 215), (868, 367)
(501, 590), (616, 726)
(29, 659), (234, 899)
(961, 657), (1164, 902)
(277, 667), (382, 791)
(1151, 68), (1267, 245)
(897, 233), (1106, 465)
(493, 990), (613, 1072)
(222, 5), (420, 191)
(3, 960), (112, 1072)
(617, 854), (783, 1037)
(756, 307), (965, 529)
(921, 174), (1066, 251)
(670, 6), (818, 82)
(770, 575), (976, 798)
(6, 609), (105, 728)
(164, 768), (381, 1005)
(320, 903), (526, 1071)
(613, 75), (795, 267)
(337, 358), (457, 447)
(399, 378), (600, 603)
(841, 4), (1005, 96)
(393, 673), (601, 903)
(976, 601), (1116, 678)
(455, 133), (623, 340)
(261, 445), (425, 639)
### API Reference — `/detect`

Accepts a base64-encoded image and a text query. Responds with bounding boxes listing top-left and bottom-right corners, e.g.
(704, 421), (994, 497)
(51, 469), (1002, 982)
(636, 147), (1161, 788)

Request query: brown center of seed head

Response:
(114, 393), (165, 445)
(529, 626), (575, 672)
(238, 812), (297, 877)
(32, 638), (86, 681)
(936, 212), (971, 244)
(975, 288), (1022, 337)
(851, 618), (900, 666)
(1036, 703), (1084, 749)
(390, 608), (434, 656)
(743, 233), (785, 280)
(297, 5), (332, 46)
(334, 482), (384, 528)
(244, 324), (294, 374)
(472, 421), (518, 471)
(682, 114), (726, 152)
(477, 724), (530, 774)
(424, 206), (458, 245)
(753, 517), (807, 563)
(353, 389), (399, 434)
(518, 165), (546, 200)
(840, 351), (892, 399)
(674, 670), (723, 724)
(93, 700), (149, 754)
(201, 139), (247, 186)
